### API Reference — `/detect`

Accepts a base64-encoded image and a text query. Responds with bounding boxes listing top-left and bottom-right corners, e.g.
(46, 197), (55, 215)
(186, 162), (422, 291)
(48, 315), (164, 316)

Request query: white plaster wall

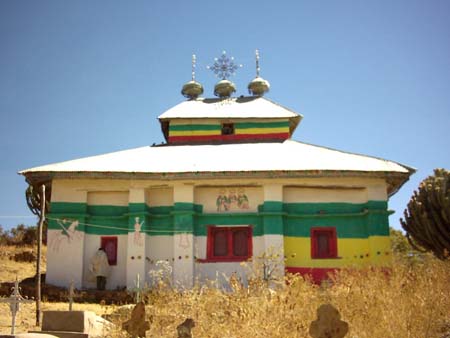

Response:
(51, 180), (87, 203)
(87, 191), (129, 206)
(129, 188), (145, 204)
(264, 184), (283, 201)
(195, 262), (249, 289)
(82, 234), (128, 290)
(194, 234), (278, 288)
(194, 236), (207, 260)
(146, 187), (174, 206)
(195, 186), (263, 213)
(146, 236), (174, 285)
(173, 234), (194, 288)
(46, 229), (85, 289)
(174, 184), (194, 203)
(367, 183), (388, 201)
(283, 187), (368, 203)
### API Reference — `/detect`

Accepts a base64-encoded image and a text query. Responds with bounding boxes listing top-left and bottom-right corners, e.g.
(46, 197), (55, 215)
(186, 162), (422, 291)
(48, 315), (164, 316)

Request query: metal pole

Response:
(36, 184), (45, 326)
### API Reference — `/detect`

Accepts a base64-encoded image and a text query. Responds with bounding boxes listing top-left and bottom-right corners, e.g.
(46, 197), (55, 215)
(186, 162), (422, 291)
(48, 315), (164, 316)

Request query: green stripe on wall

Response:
(51, 202), (87, 214)
(283, 201), (387, 215)
(195, 213), (263, 236)
(47, 201), (389, 237)
(284, 214), (388, 238)
(169, 124), (220, 131)
(235, 121), (290, 129)
(87, 205), (128, 216)
(85, 217), (128, 235)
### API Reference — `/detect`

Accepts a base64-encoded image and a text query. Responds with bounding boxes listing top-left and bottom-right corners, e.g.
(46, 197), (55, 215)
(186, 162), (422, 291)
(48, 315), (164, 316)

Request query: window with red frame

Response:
(101, 236), (118, 265)
(311, 227), (337, 259)
(207, 226), (252, 261)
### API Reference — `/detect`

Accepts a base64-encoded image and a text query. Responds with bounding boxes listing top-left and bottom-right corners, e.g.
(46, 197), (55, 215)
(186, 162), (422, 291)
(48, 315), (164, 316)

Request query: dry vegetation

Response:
(0, 245), (449, 337)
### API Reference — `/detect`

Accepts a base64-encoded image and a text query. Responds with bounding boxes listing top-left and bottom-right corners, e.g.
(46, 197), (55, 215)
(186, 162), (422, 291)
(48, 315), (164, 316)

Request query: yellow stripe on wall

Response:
(235, 127), (288, 135)
(284, 236), (391, 268)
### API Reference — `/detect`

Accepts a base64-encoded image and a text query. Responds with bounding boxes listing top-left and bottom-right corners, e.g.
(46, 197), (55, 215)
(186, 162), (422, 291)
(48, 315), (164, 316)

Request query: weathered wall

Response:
(47, 177), (392, 288)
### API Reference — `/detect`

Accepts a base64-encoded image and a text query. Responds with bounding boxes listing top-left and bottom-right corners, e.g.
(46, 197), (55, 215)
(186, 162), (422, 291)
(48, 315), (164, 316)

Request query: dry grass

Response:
(139, 256), (450, 338)
(0, 246), (449, 337)
(0, 244), (46, 283)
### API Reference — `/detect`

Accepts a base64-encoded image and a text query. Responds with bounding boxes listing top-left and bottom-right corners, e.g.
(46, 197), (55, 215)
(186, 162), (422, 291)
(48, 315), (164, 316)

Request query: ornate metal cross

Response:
(0, 278), (33, 334)
(207, 51), (242, 80)
(129, 273), (145, 304)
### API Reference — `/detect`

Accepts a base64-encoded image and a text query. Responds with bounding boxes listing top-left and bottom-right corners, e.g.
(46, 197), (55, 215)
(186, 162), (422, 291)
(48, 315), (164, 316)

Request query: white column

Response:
(126, 188), (147, 289)
(262, 184), (285, 280)
(172, 184), (195, 289)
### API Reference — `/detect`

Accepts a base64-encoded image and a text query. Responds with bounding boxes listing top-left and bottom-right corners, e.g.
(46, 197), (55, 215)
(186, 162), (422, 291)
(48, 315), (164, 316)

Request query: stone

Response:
(121, 302), (150, 338)
(309, 304), (349, 338)
(0, 335), (58, 338)
(41, 311), (96, 333)
(29, 310), (113, 338)
(176, 318), (195, 338)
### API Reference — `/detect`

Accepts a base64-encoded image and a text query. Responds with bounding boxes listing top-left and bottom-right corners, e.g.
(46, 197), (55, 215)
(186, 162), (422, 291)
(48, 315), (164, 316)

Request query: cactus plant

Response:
(400, 168), (450, 260)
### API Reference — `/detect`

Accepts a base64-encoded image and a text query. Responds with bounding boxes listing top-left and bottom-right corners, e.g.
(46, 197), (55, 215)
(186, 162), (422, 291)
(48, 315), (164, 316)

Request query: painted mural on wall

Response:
(216, 188), (250, 212)
(48, 218), (83, 252)
(133, 217), (144, 246)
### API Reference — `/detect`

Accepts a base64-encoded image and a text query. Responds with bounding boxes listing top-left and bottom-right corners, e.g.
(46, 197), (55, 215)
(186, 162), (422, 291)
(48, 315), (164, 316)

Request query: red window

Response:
(101, 236), (118, 265)
(207, 226), (252, 262)
(311, 227), (337, 259)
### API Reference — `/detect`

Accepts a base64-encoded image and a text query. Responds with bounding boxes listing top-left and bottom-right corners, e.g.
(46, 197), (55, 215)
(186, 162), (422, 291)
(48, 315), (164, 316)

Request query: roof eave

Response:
(21, 169), (413, 196)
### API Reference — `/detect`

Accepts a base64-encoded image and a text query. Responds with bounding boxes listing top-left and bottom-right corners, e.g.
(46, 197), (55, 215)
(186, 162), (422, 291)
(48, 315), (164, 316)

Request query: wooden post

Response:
(35, 184), (45, 326)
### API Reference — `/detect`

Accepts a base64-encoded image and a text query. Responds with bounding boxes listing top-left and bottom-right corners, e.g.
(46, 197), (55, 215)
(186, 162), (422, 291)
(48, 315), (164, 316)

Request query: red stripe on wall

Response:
(168, 133), (290, 143)
(286, 267), (339, 284)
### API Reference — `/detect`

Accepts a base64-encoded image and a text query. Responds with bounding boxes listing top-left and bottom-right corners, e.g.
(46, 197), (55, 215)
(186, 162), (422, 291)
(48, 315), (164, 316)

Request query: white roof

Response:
(20, 140), (411, 175)
(158, 96), (301, 120)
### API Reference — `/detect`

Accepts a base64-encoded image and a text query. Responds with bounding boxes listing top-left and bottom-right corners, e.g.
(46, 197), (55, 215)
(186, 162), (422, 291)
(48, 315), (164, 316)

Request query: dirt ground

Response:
(0, 245), (118, 335)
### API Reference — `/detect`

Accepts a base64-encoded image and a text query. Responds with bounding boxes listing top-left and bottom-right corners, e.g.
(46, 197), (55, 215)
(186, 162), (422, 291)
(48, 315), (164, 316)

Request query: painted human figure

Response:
(49, 219), (82, 252)
(216, 191), (229, 212)
(237, 191), (249, 209)
(134, 217), (144, 246)
(89, 248), (110, 290)
(228, 190), (238, 209)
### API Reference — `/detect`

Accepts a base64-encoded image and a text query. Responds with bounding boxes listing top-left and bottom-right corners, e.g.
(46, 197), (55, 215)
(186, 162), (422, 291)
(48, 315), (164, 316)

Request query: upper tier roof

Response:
(158, 96), (302, 120)
(20, 140), (415, 196)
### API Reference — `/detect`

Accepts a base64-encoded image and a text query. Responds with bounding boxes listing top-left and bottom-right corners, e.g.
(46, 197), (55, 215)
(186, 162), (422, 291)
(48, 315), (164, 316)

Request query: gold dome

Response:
(181, 80), (204, 99)
(214, 80), (236, 98)
(248, 76), (270, 96)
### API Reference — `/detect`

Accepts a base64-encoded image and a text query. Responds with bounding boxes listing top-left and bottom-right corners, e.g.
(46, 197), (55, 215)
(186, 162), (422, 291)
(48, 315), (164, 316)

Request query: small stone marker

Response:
(0, 278), (33, 334)
(309, 304), (349, 338)
(177, 318), (195, 338)
(122, 301), (150, 338)
(68, 280), (75, 311)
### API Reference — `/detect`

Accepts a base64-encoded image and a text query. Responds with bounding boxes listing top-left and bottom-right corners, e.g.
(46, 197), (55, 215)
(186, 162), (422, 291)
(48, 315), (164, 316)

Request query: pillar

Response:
(261, 184), (285, 278)
(172, 184), (195, 288)
(126, 188), (147, 288)
(47, 188), (87, 289)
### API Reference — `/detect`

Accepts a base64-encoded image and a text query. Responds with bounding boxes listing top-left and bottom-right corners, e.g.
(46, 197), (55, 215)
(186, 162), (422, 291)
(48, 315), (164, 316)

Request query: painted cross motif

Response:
(207, 51), (242, 80)
(129, 274), (147, 304)
(48, 218), (83, 252)
(0, 278), (33, 334)
(133, 217), (144, 246)
(178, 233), (190, 249)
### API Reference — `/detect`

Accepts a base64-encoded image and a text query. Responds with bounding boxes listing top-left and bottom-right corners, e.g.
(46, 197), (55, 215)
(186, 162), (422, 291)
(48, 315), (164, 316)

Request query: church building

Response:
(20, 51), (414, 290)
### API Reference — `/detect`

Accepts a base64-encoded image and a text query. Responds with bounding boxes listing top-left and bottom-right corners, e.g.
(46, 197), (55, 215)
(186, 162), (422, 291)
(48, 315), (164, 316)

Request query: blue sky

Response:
(0, 1), (449, 230)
